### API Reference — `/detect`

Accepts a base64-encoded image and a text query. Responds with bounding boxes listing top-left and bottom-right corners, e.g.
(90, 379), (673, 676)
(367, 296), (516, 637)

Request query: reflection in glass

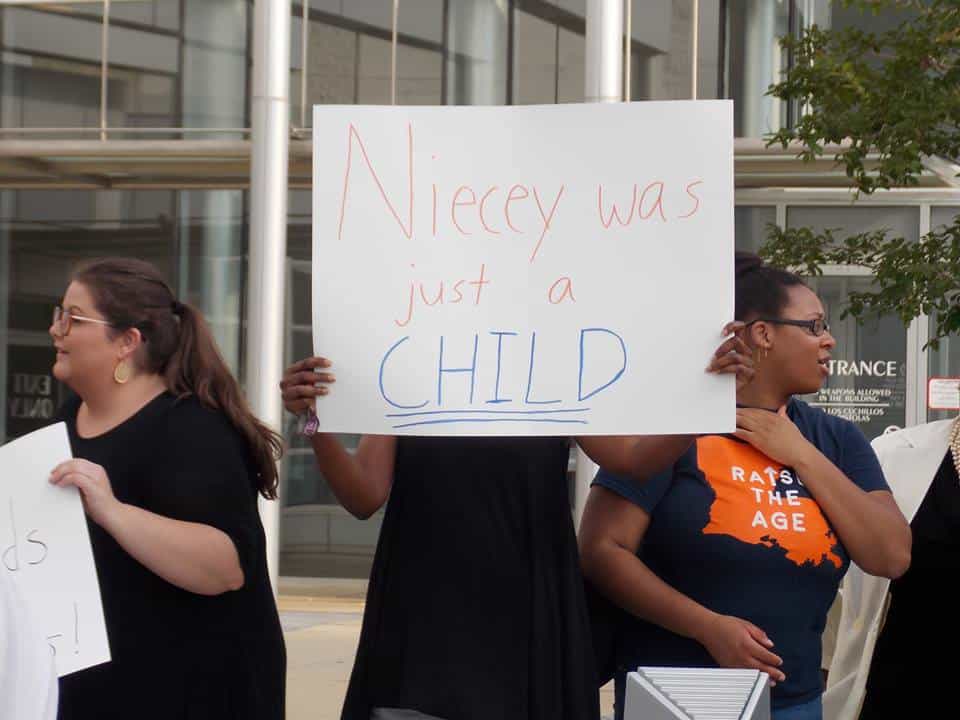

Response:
(513, 9), (556, 105)
(446, 0), (508, 105)
(1, 5), (105, 130)
(787, 206), (920, 245)
(181, 0), (247, 131)
(725, 0), (790, 136)
(557, 27), (585, 103)
(736, 206), (777, 253)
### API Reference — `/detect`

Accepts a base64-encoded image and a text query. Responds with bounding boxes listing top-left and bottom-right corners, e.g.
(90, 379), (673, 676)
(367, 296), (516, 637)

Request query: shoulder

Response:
(162, 394), (246, 452)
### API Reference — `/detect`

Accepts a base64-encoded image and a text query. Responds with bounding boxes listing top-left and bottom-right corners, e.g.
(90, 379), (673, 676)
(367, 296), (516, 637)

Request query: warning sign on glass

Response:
(928, 377), (960, 411)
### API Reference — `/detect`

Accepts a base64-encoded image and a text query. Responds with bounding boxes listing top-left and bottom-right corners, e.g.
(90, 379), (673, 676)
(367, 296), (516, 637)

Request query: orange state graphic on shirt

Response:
(696, 436), (842, 569)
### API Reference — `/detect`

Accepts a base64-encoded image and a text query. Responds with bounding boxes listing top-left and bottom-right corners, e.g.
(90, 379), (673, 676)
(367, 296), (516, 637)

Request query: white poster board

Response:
(0, 424), (110, 676)
(312, 102), (734, 435)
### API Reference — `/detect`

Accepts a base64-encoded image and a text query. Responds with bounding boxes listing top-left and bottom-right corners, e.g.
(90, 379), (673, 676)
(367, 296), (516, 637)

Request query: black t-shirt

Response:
(860, 450), (960, 718)
(56, 392), (286, 720)
(594, 399), (889, 710)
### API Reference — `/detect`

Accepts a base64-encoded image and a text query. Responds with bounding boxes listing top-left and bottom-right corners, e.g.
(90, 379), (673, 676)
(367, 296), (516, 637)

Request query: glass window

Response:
(725, 0), (791, 136)
(356, 33), (392, 104)
(735, 205), (777, 253)
(927, 206), (960, 422)
(783, 206), (915, 439)
(445, 0), (508, 105)
(786, 206), (920, 245)
(804, 276), (908, 440)
(0, 189), (246, 444)
(1, 5), (106, 130)
(513, 9), (557, 105)
(397, 0), (444, 45)
(181, 0), (248, 131)
(556, 27), (584, 103)
(109, 1), (181, 32)
(397, 43), (442, 105)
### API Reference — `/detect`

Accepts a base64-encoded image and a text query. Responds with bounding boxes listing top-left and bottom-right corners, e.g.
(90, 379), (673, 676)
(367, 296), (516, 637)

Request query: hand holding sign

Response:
(312, 101), (736, 436)
(49, 458), (120, 530)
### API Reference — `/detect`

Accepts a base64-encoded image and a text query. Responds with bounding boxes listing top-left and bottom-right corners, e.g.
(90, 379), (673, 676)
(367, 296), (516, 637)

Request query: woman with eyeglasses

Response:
(47, 258), (286, 720)
(578, 252), (911, 720)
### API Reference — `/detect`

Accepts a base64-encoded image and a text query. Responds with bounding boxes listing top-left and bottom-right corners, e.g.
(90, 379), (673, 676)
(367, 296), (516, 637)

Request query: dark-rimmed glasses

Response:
(52, 306), (113, 337)
(745, 317), (830, 337)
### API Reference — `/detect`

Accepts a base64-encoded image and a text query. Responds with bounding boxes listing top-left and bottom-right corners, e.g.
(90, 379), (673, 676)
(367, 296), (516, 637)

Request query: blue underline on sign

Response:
(391, 417), (590, 429)
(385, 408), (591, 418)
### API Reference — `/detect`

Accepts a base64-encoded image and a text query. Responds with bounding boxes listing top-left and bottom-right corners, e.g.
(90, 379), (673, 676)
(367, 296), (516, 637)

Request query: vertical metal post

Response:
(691, 0), (699, 99)
(300, 0), (309, 129)
(100, 0), (111, 140)
(584, 0), (623, 103)
(624, 0), (631, 101)
(391, 0), (399, 105)
(575, 0), (625, 529)
(248, 0), (291, 593)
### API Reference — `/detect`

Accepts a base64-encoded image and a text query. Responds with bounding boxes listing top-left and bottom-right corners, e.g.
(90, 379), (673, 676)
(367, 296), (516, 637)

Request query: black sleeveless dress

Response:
(341, 436), (599, 720)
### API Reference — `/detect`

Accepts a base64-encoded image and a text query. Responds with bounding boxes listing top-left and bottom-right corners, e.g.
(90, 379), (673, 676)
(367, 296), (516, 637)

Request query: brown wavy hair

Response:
(73, 258), (282, 499)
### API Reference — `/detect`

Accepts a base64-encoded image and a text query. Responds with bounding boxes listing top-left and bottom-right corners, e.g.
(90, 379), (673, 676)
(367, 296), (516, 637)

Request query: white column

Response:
(575, 0), (624, 528)
(585, 0), (624, 103)
(0, 193), (10, 444)
(248, 0), (291, 593)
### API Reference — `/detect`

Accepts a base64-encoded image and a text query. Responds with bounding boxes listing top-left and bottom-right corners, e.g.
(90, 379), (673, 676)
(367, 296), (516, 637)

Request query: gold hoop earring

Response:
(113, 360), (132, 385)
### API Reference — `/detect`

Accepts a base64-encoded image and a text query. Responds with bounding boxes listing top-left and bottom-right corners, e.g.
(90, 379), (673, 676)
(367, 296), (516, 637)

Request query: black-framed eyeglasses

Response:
(745, 317), (831, 337)
(52, 305), (113, 337)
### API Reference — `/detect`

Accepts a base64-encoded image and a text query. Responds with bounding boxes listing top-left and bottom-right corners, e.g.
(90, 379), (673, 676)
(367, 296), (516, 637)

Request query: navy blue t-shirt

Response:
(593, 399), (889, 710)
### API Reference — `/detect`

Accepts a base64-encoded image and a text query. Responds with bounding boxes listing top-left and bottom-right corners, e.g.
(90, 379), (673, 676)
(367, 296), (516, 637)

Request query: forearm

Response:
(577, 434), (695, 480)
(581, 539), (715, 644)
(794, 448), (911, 578)
(308, 433), (395, 519)
(102, 504), (243, 595)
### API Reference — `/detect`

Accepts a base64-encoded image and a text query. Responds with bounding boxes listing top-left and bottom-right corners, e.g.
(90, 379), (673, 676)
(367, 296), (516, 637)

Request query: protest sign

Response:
(312, 102), (734, 435)
(0, 423), (110, 676)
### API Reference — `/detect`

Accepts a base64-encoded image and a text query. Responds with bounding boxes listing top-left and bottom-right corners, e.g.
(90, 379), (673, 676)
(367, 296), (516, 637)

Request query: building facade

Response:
(1, 0), (958, 579)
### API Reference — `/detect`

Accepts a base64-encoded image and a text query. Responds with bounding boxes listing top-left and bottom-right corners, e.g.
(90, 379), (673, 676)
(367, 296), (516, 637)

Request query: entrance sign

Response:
(0, 424), (110, 676)
(312, 102), (734, 435)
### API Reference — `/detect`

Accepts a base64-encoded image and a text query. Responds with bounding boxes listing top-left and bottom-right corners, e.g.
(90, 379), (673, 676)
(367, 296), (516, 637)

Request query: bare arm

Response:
(575, 434), (695, 479)
(793, 456), (909, 578)
(306, 433), (396, 519)
(103, 505), (244, 595)
(281, 356), (396, 519)
(736, 408), (911, 579)
(576, 326), (754, 480)
(579, 485), (786, 681)
(50, 459), (243, 596)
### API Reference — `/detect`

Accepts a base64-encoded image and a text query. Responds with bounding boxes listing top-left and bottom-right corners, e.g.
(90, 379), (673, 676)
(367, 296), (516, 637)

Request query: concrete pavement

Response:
(279, 577), (615, 720)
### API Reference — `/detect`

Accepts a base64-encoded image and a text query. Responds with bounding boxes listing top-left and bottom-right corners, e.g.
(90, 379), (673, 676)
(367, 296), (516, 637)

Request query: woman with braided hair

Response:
(47, 258), (286, 720)
(825, 415), (960, 720)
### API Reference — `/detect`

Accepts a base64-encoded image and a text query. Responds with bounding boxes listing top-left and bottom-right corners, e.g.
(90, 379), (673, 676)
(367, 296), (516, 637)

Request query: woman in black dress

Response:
(280, 327), (753, 720)
(48, 258), (286, 720)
